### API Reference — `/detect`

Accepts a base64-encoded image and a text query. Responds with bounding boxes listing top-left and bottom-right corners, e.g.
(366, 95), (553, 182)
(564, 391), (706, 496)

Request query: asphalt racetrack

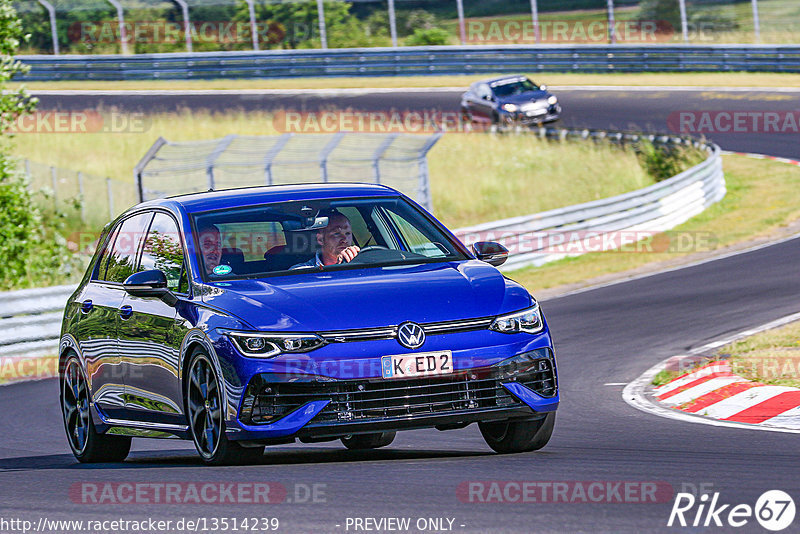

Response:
(2, 87), (799, 533)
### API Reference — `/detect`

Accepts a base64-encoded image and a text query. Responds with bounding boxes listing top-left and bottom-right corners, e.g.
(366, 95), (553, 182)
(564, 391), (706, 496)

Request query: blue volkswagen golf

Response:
(59, 184), (558, 465)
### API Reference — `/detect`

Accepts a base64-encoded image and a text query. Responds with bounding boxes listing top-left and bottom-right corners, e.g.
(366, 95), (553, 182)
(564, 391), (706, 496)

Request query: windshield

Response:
(491, 78), (539, 97)
(191, 197), (468, 280)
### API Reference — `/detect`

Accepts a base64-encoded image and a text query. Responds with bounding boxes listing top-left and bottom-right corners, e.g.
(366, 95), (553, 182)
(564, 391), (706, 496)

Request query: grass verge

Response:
(725, 321), (800, 388)
(9, 72), (800, 92)
(11, 110), (655, 230)
(506, 154), (800, 292)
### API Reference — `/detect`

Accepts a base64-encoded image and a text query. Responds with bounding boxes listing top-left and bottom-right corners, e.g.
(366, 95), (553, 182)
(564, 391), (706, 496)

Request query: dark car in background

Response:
(461, 75), (561, 129)
(59, 184), (559, 465)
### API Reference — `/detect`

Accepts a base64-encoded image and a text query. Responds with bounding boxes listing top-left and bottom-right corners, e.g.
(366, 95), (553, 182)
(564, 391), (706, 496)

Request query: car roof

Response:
(136, 183), (401, 215)
(480, 75), (529, 86)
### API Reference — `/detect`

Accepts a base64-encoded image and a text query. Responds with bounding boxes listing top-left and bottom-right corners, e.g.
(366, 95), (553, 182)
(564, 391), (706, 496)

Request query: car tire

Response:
(478, 412), (555, 454)
(185, 347), (264, 465)
(60, 353), (131, 463)
(341, 431), (396, 450)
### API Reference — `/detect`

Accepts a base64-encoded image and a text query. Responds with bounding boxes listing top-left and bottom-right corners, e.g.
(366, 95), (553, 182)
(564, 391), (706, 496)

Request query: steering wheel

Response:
(346, 245), (391, 264)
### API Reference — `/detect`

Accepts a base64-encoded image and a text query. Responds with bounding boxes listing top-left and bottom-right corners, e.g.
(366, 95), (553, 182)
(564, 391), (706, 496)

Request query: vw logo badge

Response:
(397, 322), (425, 349)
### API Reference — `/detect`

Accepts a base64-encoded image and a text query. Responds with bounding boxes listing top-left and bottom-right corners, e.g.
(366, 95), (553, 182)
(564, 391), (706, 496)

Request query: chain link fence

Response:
(22, 159), (137, 228)
(14, 0), (798, 56)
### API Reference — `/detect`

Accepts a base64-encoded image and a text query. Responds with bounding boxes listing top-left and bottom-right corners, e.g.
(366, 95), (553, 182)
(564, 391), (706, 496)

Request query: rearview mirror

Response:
(123, 270), (177, 305)
(472, 242), (509, 267)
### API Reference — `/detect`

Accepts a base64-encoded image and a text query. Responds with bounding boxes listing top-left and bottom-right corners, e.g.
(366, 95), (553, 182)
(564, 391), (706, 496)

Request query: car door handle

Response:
(80, 299), (93, 314)
(118, 305), (133, 320)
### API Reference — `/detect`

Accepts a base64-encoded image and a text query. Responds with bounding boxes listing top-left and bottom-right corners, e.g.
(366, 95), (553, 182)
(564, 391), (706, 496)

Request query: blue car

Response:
(59, 184), (559, 465)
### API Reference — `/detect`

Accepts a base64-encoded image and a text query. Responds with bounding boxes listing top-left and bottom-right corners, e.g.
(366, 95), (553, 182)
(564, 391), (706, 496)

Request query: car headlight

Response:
(501, 103), (519, 112)
(547, 96), (558, 105)
(490, 304), (544, 334)
(224, 331), (327, 358)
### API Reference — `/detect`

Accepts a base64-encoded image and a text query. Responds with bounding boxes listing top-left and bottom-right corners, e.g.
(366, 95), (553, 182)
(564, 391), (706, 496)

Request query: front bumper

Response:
(501, 104), (561, 125)
(228, 349), (559, 441)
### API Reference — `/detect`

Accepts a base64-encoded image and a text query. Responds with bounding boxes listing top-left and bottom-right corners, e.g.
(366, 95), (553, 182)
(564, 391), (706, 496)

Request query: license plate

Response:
(526, 108), (546, 116)
(381, 351), (453, 379)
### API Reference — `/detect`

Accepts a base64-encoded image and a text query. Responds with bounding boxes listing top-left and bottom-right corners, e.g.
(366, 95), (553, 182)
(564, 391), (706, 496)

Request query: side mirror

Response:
(123, 270), (177, 305)
(539, 84), (547, 91)
(472, 241), (509, 267)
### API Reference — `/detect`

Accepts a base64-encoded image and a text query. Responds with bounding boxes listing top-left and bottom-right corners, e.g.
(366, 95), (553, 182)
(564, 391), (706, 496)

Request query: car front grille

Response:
(240, 354), (556, 426)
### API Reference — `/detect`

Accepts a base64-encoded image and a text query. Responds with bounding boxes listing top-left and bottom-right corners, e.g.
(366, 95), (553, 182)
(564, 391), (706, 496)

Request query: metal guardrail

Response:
(0, 285), (73, 359)
(0, 128), (724, 359)
(454, 129), (725, 272)
(15, 44), (800, 81)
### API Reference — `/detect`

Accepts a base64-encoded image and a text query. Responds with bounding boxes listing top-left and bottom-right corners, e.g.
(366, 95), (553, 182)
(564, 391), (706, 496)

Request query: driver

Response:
(198, 224), (222, 276)
(291, 211), (360, 269)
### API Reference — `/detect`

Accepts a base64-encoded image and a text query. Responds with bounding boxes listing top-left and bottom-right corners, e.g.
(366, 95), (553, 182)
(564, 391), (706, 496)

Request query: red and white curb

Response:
(624, 311), (800, 434)
(721, 150), (800, 167)
(653, 361), (800, 428)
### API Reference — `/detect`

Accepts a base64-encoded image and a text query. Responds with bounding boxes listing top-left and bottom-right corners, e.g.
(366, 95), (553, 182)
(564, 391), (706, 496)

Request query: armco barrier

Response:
(0, 129), (724, 359)
(14, 44), (800, 81)
(455, 129), (724, 271)
(0, 285), (73, 359)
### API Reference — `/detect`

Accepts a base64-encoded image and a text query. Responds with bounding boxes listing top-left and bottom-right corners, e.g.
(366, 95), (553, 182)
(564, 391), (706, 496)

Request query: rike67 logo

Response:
(668, 490), (795, 531)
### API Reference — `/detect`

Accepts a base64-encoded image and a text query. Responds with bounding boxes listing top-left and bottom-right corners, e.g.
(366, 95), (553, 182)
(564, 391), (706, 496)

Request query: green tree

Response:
(405, 27), (451, 46)
(233, 0), (387, 49)
(0, 0), (77, 289)
(637, 0), (681, 29)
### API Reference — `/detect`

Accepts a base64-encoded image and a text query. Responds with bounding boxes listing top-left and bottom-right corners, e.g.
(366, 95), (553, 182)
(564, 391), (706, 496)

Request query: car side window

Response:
(100, 212), (153, 284)
(93, 224), (120, 281)
(139, 212), (188, 293)
(383, 208), (448, 258)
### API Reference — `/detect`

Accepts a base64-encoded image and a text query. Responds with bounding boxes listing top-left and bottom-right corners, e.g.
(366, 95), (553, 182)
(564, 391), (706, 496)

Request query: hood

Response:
(201, 260), (532, 332)
(498, 91), (550, 105)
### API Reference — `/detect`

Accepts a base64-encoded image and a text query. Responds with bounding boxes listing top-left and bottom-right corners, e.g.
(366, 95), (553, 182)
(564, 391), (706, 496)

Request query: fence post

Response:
(50, 166), (57, 208)
(106, 178), (114, 220)
(106, 0), (128, 54)
(316, 0), (328, 49)
(77, 171), (86, 222)
(173, 0), (193, 53)
(372, 134), (398, 185)
(205, 135), (236, 191)
(417, 133), (442, 213)
(36, 0), (59, 55)
(24, 159), (31, 180)
(319, 133), (345, 183)
(388, 0), (397, 47)
(530, 0), (540, 44)
(263, 133), (293, 186)
(246, 0), (259, 50)
(678, 0), (689, 43)
(456, 0), (466, 45)
(606, 0), (615, 44)
(752, 0), (761, 43)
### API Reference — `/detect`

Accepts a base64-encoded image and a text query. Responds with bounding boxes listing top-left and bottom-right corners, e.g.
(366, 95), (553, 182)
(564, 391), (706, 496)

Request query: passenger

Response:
(292, 212), (360, 269)
(197, 224), (222, 276)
